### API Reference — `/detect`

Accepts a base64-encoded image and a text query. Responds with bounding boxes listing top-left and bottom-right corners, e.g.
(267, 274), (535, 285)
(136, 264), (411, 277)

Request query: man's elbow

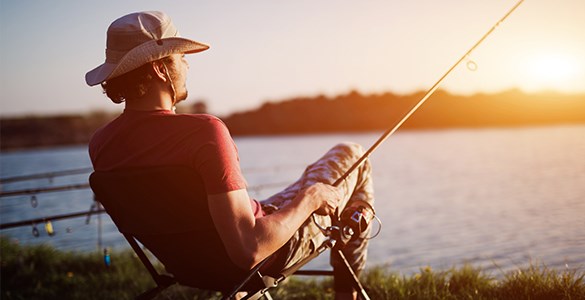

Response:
(228, 247), (264, 270)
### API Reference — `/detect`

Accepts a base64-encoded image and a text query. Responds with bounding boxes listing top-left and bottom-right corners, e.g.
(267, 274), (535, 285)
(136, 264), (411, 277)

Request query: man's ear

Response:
(151, 61), (168, 82)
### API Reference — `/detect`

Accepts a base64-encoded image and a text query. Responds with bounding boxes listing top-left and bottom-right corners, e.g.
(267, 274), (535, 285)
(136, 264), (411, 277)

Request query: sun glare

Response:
(524, 53), (578, 90)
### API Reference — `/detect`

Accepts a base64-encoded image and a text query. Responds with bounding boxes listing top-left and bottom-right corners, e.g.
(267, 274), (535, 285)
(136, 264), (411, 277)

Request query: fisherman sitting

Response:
(86, 11), (375, 300)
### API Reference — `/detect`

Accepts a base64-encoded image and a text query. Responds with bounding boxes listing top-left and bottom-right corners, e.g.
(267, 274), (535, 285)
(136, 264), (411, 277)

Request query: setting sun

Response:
(523, 52), (579, 91)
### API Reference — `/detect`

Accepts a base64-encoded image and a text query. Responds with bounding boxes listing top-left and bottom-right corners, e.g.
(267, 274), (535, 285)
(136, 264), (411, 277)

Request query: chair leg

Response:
(223, 257), (271, 299)
(237, 271), (274, 300)
(225, 228), (371, 299)
(333, 249), (370, 300)
(135, 285), (168, 300)
(263, 291), (274, 300)
(240, 290), (272, 300)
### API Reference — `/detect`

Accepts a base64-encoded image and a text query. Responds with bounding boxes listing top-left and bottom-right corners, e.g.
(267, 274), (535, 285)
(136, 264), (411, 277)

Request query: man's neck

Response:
(125, 89), (174, 111)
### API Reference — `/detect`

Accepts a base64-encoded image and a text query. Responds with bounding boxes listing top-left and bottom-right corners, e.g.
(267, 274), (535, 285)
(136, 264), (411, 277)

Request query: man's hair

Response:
(101, 56), (175, 103)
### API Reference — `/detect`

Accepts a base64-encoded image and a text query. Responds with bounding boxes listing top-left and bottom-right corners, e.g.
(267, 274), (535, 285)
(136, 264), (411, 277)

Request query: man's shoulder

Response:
(178, 113), (222, 122)
(175, 113), (227, 129)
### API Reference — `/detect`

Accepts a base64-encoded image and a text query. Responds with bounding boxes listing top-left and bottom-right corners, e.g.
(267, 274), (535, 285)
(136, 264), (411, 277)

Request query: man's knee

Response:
(333, 142), (365, 158)
(334, 142), (374, 178)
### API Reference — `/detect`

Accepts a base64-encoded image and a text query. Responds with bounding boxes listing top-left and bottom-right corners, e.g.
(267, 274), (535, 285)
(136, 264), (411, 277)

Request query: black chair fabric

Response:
(89, 166), (251, 291)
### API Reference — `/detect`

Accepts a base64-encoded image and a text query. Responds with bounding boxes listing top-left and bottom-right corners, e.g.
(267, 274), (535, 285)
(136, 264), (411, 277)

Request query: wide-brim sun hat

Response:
(85, 11), (209, 86)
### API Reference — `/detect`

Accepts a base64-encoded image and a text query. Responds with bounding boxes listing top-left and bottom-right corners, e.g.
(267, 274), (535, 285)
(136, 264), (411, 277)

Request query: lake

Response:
(1, 125), (584, 276)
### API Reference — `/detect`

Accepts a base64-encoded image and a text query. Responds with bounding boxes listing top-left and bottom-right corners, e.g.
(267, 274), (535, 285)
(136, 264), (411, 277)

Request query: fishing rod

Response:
(0, 209), (106, 230)
(0, 183), (91, 197)
(317, 1), (525, 243)
(333, 0), (524, 187)
(0, 167), (94, 184)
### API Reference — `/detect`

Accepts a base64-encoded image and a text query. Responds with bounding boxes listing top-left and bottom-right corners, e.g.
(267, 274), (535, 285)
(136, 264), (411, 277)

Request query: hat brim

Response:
(85, 37), (209, 86)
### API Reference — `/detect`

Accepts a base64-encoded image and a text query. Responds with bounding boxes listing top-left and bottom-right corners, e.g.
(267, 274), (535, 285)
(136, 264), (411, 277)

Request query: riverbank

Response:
(1, 237), (583, 300)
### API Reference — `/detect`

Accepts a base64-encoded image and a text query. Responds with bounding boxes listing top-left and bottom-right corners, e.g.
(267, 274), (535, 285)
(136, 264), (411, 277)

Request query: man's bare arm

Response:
(207, 183), (340, 270)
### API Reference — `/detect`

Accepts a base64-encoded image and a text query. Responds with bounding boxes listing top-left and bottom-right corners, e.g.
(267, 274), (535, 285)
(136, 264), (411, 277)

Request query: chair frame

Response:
(120, 219), (370, 300)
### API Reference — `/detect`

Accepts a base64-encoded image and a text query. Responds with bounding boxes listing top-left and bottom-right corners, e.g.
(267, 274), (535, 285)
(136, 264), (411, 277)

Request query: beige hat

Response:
(85, 11), (209, 86)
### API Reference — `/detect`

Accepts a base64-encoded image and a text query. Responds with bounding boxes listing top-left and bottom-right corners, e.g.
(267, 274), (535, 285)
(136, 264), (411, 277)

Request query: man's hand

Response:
(301, 182), (343, 216)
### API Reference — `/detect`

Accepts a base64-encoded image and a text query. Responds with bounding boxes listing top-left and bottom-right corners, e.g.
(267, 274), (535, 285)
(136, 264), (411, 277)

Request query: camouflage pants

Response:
(261, 142), (375, 284)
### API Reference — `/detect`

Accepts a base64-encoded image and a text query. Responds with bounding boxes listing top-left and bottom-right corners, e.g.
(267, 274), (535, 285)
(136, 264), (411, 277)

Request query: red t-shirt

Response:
(89, 109), (264, 217)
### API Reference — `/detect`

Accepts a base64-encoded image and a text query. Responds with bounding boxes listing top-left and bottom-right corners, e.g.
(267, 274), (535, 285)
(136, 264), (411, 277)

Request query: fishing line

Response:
(315, 0), (525, 237)
(332, 0), (524, 188)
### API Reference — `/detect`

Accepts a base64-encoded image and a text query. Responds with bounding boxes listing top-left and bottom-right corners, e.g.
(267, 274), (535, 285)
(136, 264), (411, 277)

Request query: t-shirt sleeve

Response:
(194, 117), (247, 194)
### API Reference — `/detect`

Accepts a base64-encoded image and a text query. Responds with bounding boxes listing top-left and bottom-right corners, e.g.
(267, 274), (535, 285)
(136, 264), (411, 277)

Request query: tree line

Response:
(1, 89), (584, 150)
(224, 89), (585, 134)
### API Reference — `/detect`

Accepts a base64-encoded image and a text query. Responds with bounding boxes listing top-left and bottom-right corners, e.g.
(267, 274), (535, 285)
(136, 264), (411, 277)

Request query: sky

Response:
(1, 0), (584, 117)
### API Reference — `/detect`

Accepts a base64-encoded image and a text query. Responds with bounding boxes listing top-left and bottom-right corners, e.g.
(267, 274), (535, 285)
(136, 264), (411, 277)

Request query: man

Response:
(86, 11), (374, 299)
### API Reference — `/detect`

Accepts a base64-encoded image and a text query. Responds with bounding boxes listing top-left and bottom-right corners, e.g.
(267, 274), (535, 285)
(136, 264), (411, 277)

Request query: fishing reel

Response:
(339, 200), (376, 240)
(313, 200), (381, 250)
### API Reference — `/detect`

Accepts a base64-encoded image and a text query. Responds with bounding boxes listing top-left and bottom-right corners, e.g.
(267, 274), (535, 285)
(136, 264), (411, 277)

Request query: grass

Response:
(1, 237), (583, 300)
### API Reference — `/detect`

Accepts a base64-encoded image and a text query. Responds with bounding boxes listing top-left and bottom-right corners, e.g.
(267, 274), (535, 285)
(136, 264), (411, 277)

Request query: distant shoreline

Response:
(2, 89), (584, 150)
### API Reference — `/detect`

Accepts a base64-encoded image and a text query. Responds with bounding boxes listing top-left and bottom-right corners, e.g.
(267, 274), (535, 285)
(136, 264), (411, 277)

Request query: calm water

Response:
(1, 125), (584, 276)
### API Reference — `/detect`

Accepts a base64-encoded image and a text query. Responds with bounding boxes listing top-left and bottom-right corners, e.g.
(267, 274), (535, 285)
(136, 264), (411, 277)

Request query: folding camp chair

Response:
(90, 166), (370, 299)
